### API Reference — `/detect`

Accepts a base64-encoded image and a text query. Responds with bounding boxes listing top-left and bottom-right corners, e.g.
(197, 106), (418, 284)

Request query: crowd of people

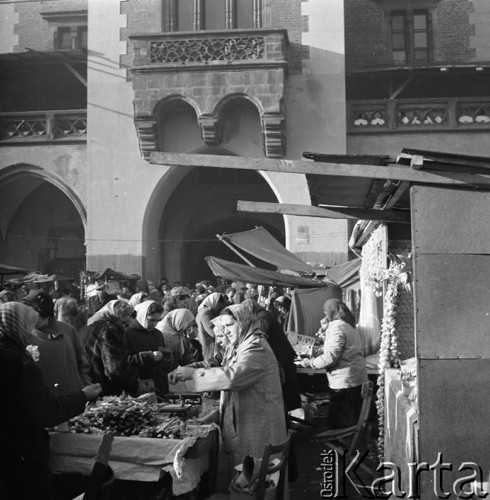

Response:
(0, 274), (367, 499)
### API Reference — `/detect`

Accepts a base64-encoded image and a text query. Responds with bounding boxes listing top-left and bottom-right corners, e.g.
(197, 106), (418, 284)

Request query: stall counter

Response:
(50, 425), (219, 496)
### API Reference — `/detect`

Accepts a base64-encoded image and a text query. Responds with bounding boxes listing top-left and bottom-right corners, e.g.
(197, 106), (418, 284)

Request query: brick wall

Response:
(14, 0), (87, 52)
(345, 0), (478, 70)
(345, 0), (386, 70)
(435, 0), (476, 63)
(265, 0), (306, 74)
(120, 0), (162, 72)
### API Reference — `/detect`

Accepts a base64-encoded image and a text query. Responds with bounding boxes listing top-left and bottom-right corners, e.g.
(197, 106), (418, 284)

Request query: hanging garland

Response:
(375, 262), (402, 459)
(360, 226), (413, 459)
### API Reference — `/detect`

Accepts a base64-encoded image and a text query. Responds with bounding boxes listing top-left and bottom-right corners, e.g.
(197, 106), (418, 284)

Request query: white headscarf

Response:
(197, 292), (222, 311)
(134, 300), (158, 330)
(87, 299), (135, 326)
(129, 292), (148, 307)
(157, 308), (195, 336)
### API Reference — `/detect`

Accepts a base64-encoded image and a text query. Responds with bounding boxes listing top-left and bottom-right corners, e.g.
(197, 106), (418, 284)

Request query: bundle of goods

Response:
(67, 395), (197, 439)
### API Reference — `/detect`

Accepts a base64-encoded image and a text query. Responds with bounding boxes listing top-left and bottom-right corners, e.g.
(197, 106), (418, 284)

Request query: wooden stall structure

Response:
(151, 148), (490, 498)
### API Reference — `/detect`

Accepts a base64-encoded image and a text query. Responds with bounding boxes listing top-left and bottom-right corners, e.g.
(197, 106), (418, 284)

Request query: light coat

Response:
(185, 333), (286, 464)
(311, 319), (367, 389)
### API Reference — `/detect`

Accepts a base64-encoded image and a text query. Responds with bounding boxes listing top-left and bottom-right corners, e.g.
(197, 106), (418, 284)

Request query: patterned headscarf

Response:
(87, 299), (134, 326)
(158, 308), (195, 336)
(134, 300), (159, 330)
(240, 299), (264, 317)
(223, 303), (261, 345)
(0, 302), (39, 350)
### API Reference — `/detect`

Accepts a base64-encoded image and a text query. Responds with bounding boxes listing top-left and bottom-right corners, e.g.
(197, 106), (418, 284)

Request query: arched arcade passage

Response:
(157, 166), (285, 284)
(0, 167), (85, 278)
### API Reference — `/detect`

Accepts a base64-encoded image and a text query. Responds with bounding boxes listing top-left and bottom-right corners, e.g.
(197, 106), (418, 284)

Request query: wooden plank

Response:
(236, 200), (410, 223)
(150, 151), (490, 188)
(411, 186), (490, 254)
(414, 253), (490, 359)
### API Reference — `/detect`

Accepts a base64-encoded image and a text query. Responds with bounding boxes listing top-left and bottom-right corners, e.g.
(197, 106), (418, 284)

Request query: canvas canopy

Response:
(220, 227), (316, 275)
(205, 256), (327, 288)
(325, 258), (361, 289)
(0, 263), (28, 275)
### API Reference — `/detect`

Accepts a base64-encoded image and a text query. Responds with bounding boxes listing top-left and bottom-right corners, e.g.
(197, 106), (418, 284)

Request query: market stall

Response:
(49, 394), (220, 498)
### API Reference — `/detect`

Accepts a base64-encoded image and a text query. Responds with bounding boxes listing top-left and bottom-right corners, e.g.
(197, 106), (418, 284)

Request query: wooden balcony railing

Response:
(347, 97), (490, 133)
(0, 110), (87, 144)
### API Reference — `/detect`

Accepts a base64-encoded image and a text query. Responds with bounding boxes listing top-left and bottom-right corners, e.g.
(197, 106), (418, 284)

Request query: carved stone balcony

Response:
(347, 98), (490, 133)
(129, 29), (288, 159)
(0, 110), (87, 144)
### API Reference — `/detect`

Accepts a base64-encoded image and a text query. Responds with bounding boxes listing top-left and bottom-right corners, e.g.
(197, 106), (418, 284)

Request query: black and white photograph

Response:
(0, 0), (489, 498)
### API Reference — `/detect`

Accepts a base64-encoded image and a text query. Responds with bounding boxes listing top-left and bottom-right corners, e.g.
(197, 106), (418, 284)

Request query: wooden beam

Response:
(237, 200), (410, 223)
(150, 152), (490, 188)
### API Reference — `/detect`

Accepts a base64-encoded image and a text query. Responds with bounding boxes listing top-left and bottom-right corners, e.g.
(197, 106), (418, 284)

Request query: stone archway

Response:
(157, 166), (285, 284)
(0, 166), (85, 277)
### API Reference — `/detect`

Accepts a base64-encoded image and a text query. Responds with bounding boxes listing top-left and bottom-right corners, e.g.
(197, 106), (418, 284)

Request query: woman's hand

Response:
(301, 358), (313, 369)
(82, 383), (102, 401)
(169, 366), (196, 384)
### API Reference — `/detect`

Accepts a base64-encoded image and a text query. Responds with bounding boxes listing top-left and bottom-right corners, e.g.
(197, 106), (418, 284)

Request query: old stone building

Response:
(0, 0), (489, 283)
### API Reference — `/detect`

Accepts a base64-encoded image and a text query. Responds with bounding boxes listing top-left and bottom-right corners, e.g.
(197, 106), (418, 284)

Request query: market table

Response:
(50, 424), (219, 497)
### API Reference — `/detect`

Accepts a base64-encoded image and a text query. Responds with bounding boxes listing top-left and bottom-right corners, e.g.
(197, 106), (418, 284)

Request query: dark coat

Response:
(125, 324), (172, 396)
(83, 319), (140, 397)
(256, 309), (302, 411)
(0, 339), (87, 500)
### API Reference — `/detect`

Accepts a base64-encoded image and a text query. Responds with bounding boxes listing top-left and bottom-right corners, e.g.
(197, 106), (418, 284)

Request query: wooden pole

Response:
(216, 234), (256, 267)
(236, 200), (410, 223)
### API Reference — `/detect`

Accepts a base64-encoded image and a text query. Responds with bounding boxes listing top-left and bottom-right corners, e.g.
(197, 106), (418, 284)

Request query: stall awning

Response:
(325, 258), (361, 288)
(0, 263), (28, 275)
(219, 227), (315, 274)
(205, 256), (329, 288)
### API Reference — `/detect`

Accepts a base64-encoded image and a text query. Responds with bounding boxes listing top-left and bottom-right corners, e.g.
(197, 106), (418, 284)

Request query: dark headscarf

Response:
(323, 299), (356, 328)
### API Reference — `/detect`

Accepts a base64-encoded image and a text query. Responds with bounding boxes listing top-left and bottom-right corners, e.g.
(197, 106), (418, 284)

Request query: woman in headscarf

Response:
(82, 300), (140, 396)
(129, 291), (149, 307)
(195, 292), (227, 361)
(0, 302), (101, 500)
(22, 290), (92, 397)
(156, 308), (202, 370)
(125, 300), (172, 396)
(169, 303), (287, 492)
(300, 298), (367, 428)
(241, 299), (301, 412)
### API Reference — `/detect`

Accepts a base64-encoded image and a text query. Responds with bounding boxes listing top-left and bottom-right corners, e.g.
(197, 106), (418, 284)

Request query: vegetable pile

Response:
(68, 396), (189, 438)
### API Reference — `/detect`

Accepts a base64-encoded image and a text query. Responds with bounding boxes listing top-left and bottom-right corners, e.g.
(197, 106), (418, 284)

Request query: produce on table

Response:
(67, 395), (193, 438)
